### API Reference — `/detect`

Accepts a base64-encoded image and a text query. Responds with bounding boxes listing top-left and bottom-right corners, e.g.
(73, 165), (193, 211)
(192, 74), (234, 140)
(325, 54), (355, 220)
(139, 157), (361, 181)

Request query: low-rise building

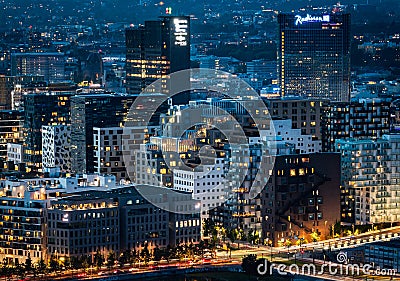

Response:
(364, 240), (400, 273)
(47, 195), (120, 258)
(0, 179), (63, 264)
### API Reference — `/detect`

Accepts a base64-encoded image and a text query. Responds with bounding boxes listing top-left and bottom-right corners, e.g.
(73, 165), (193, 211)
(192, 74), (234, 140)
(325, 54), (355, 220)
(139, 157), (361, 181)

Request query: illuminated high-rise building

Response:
(11, 53), (66, 83)
(278, 13), (351, 102)
(125, 16), (190, 104)
(23, 90), (74, 172)
(70, 93), (137, 174)
(0, 110), (23, 163)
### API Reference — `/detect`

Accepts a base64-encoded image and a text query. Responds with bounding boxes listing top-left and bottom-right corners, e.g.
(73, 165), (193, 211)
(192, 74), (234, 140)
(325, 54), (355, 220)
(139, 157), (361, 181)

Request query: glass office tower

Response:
(125, 16), (190, 104)
(278, 13), (351, 102)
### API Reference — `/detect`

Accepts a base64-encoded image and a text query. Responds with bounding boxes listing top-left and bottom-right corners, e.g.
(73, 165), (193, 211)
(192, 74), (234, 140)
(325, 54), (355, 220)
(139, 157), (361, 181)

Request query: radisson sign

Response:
(295, 14), (330, 25)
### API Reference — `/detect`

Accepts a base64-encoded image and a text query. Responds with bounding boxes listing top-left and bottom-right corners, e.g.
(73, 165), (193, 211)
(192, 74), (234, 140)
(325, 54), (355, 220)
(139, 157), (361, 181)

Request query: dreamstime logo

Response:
(336, 251), (348, 263)
(257, 252), (397, 277)
(122, 68), (276, 214)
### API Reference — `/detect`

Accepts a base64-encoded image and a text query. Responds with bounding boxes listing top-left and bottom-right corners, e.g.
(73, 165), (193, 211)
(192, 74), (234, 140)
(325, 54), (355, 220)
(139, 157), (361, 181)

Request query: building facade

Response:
(265, 119), (322, 154)
(173, 157), (226, 220)
(0, 75), (45, 110)
(0, 110), (24, 163)
(336, 135), (400, 225)
(364, 241), (400, 273)
(70, 94), (136, 174)
(42, 125), (71, 173)
(0, 179), (62, 264)
(11, 53), (66, 83)
(23, 91), (73, 172)
(278, 13), (351, 101)
(47, 195), (120, 258)
(264, 98), (328, 141)
(261, 153), (341, 246)
(125, 16), (190, 104)
(323, 98), (391, 152)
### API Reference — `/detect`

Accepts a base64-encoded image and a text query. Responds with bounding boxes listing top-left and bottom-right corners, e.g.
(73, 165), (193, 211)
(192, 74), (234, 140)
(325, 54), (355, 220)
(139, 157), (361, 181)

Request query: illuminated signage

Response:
(173, 18), (188, 47)
(295, 14), (330, 25)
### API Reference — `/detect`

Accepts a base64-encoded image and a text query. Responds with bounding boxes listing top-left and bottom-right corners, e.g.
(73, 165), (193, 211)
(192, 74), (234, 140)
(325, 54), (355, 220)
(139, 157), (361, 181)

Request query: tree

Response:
(202, 218), (215, 237)
(118, 249), (131, 266)
(140, 244), (151, 265)
(197, 241), (206, 259)
(130, 249), (139, 265)
(0, 260), (13, 281)
(24, 254), (33, 274)
(37, 258), (47, 276)
(241, 254), (257, 275)
(220, 227), (227, 243)
(175, 244), (184, 261)
(296, 238), (308, 246)
(153, 246), (163, 261)
(310, 231), (321, 243)
(227, 229), (239, 249)
(94, 251), (104, 269)
(64, 257), (72, 272)
(165, 245), (174, 262)
(106, 252), (116, 269)
(80, 255), (90, 270)
(242, 254), (270, 276)
(187, 243), (195, 260)
(239, 229), (247, 241)
(49, 255), (60, 272)
(331, 221), (341, 238)
(15, 260), (25, 279)
(70, 256), (81, 270)
(247, 230), (255, 245)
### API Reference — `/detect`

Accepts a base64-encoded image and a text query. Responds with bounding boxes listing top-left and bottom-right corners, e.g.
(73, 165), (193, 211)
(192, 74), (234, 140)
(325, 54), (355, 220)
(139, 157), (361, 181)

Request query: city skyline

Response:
(0, 1), (399, 280)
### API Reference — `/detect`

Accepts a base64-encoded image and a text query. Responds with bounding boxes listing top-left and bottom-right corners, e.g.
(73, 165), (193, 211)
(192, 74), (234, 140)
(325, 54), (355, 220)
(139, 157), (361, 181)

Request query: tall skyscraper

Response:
(278, 13), (351, 102)
(23, 88), (74, 172)
(125, 16), (190, 104)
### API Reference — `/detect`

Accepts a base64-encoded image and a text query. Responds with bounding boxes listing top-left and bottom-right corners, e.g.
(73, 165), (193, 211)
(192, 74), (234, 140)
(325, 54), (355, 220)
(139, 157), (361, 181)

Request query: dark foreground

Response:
(144, 272), (320, 281)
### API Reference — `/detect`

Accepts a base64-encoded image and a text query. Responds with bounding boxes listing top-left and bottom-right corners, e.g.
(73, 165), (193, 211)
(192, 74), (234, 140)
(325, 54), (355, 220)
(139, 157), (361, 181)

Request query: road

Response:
(11, 227), (400, 281)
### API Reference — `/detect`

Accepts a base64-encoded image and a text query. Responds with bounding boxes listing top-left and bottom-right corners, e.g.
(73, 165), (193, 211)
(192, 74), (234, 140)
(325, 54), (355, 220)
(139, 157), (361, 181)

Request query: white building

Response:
(173, 157), (226, 220)
(42, 125), (71, 173)
(261, 119), (322, 154)
(7, 143), (24, 164)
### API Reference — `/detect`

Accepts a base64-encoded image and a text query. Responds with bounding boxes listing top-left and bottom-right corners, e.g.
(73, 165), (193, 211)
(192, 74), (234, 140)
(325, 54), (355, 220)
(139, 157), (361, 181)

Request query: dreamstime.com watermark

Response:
(257, 251), (397, 277)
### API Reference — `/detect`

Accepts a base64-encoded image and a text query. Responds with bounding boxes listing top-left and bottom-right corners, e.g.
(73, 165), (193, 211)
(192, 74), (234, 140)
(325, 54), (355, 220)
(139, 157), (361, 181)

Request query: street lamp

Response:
(268, 240), (273, 262)
(286, 239), (291, 260)
(324, 221), (328, 239)
(312, 247), (315, 264)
